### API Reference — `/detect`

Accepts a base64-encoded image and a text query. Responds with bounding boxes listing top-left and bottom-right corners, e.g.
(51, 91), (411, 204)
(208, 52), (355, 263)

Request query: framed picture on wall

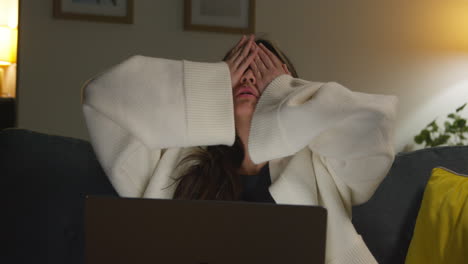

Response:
(53, 0), (134, 24)
(184, 0), (255, 34)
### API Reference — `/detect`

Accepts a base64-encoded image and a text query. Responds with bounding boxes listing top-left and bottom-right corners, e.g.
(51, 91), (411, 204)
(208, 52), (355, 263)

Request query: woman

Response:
(173, 36), (299, 201)
(82, 35), (397, 264)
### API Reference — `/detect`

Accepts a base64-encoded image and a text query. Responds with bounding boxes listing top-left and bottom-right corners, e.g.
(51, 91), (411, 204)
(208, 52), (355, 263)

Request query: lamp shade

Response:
(0, 26), (17, 65)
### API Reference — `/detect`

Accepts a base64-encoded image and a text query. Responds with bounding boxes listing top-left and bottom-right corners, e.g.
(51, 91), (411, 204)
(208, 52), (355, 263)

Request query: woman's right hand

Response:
(224, 35), (258, 88)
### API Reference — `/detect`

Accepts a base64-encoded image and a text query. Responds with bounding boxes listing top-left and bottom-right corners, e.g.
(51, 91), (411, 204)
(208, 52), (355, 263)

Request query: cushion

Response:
(405, 167), (468, 264)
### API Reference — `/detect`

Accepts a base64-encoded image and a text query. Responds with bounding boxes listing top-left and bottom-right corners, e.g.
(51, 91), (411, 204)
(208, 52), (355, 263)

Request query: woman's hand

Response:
(250, 43), (291, 94)
(224, 35), (258, 88)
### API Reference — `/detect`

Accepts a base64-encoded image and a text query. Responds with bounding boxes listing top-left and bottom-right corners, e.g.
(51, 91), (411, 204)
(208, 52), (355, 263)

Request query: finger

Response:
(250, 59), (262, 79)
(226, 35), (247, 61)
(255, 55), (268, 73)
(228, 37), (252, 64)
(243, 35), (255, 56)
(232, 35), (247, 54)
(260, 43), (283, 68)
(227, 45), (243, 64)
(237, 44), (258, 73)
(282, 64), (291, 75)
(234, 36), (255, 67)
(257, 47), (274, 69)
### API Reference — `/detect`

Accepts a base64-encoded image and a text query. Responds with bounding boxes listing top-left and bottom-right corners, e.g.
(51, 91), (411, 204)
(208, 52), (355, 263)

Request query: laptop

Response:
(85, 196), (327, 264)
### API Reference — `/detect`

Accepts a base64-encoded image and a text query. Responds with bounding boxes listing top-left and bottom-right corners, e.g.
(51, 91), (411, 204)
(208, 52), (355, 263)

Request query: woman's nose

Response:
(241, 70), (256, 85)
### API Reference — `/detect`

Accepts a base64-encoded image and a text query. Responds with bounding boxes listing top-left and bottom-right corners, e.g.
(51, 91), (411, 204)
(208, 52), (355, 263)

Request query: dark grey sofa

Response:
(2, 128), (468, 264)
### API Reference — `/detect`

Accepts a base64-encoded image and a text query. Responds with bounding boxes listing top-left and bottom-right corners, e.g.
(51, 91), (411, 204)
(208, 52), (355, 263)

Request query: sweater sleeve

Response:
(81, 55), (235, 197)
(249, 75), (398, 205)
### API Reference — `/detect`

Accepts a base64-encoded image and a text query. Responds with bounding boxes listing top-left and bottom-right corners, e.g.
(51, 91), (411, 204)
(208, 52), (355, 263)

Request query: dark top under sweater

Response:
(240, 162), (275, 203)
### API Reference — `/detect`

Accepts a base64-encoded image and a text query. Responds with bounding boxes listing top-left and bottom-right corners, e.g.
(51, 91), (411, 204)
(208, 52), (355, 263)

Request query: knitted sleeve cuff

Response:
(183, 60), (235, 147)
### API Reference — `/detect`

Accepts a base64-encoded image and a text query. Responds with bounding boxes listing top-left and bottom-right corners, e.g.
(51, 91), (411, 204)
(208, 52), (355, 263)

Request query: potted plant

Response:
(413, 103), (468, 148)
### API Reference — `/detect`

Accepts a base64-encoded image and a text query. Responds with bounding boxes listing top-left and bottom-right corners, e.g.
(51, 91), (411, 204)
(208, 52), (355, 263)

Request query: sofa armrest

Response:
(1, 129), (117, 264)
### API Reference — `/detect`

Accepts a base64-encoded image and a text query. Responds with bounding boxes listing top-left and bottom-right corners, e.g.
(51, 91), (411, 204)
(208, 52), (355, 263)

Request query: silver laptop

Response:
(85, 196), (327, 264)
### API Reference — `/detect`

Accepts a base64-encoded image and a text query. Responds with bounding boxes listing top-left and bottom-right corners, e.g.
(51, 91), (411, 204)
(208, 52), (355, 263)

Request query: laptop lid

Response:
(85, 196), (327, 264)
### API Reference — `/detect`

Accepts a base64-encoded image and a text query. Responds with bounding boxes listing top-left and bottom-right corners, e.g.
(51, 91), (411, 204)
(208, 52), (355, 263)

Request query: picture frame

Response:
(53, 0), (134, 24)
(184, 0), (255, 34)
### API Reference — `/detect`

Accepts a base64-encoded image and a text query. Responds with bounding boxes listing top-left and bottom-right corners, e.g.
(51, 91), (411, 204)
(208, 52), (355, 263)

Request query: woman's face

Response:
(232, 68), (260, 118)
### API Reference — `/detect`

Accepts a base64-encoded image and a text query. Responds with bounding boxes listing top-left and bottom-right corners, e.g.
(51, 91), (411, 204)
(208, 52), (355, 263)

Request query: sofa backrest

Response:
(2, 128), (467, 264)
(1, 128), (117, 264)
(352, 145), (468, 264)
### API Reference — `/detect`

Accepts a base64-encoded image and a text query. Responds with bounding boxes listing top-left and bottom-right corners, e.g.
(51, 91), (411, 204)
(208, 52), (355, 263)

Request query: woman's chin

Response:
(234, 104), (255, 118)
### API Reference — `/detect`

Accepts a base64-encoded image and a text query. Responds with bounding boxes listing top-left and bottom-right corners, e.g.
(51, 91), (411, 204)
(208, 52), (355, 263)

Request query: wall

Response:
(18, 0), (468, 152)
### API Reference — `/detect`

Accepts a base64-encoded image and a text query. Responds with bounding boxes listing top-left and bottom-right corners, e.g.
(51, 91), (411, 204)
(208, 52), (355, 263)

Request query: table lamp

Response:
(0, 25), (17, 97)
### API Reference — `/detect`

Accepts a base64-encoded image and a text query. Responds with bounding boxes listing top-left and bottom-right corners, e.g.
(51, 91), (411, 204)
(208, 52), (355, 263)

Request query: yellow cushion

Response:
(405, 167), (468, 264)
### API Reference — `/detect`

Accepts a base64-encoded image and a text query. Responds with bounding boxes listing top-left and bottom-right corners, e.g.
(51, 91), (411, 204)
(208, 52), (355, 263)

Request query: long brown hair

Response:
(173, 38), (298, 200)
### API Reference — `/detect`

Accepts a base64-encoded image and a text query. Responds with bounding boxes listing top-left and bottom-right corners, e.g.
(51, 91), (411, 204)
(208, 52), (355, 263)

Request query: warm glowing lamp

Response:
(0, 26), (17, 65)
(0, 25), (17, 97)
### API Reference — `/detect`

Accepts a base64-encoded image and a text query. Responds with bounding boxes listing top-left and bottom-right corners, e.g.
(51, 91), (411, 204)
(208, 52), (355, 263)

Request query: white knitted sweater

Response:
(82, 55), (398, 264)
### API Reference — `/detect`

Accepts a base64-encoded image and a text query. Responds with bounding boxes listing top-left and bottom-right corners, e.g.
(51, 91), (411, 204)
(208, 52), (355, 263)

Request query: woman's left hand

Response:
(224, 35), (258, 88)
(250, 43), (291, 95)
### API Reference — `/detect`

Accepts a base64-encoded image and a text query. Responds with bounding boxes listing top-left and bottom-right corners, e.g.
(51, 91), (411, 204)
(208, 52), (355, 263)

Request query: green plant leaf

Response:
(444, 121), (451, 129)
(414, 135), (423, 144)
(432, 134), (450, 146)
(413, 102), (467, 148)
(456, 103), (467, 113)
(455, 119), (466, 128)
(414, 129), (432, 145)
(416, 130), (428, 142)
(426, 120), (437, 128)
(447, 120), (461, 132)
(424, 131), (433, 145)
